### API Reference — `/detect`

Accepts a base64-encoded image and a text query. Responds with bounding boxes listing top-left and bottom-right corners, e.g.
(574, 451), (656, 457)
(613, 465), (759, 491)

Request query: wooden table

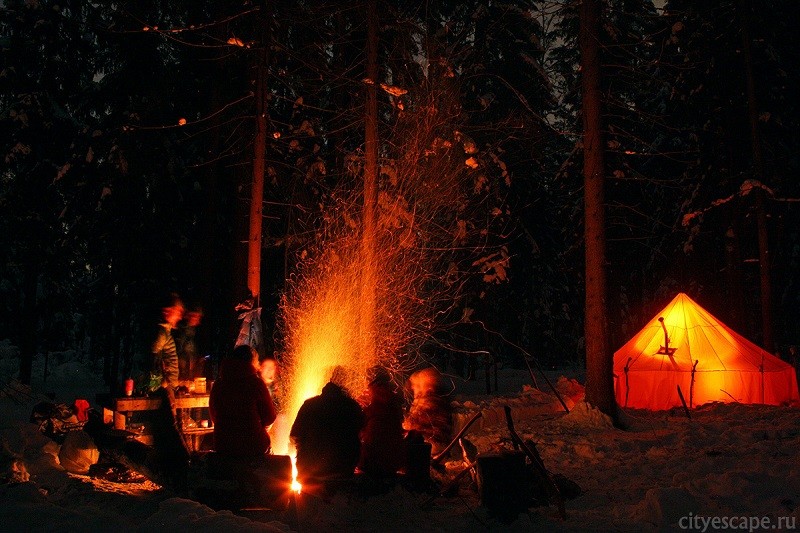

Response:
(112, 393), (213, 451)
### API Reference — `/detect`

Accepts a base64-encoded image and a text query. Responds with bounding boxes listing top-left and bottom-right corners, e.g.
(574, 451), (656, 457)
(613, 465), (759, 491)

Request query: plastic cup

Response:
(124, 378), (134, 396)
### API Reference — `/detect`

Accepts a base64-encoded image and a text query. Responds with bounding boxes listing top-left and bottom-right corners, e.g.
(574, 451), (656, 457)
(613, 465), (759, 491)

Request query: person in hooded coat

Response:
(290, 366), (364, 486)
(209, 344), (277, 458)
(358, 366), (405, 478)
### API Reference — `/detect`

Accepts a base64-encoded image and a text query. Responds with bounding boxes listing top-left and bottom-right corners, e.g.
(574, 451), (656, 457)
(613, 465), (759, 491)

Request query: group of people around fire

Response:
(144, 291), (453, 494)
(211, 346), (449, 490)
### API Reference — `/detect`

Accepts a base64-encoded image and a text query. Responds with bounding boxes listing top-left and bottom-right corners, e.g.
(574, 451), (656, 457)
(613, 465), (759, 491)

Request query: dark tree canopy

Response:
(1, 0), (798, 387)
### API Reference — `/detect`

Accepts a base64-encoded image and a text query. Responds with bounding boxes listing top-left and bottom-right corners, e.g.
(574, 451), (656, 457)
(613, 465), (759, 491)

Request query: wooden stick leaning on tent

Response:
(657, 317), (676, 355)
(623, 357), (632, 408)
(676, 385), (691, 419)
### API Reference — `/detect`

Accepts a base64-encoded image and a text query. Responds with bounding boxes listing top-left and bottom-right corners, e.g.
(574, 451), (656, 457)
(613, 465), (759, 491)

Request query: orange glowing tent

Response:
(614, 293), (799, 410)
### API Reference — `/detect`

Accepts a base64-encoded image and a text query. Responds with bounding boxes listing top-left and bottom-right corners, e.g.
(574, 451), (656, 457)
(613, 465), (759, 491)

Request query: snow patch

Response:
(637, 487), (699, 527)
(561, 401), (614, 429)
(140, 498), (289, 532)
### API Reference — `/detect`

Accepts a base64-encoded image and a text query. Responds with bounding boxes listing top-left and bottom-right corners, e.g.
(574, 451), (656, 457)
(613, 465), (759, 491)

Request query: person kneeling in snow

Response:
(290, 366), (364, 488)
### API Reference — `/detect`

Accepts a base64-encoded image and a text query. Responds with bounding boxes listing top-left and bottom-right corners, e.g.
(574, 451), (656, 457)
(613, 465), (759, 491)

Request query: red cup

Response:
(124, 378), (134, 396)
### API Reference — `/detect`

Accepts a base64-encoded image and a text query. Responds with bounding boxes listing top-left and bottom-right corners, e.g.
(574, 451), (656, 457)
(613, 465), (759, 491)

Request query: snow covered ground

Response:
(2, 346), (799, 532)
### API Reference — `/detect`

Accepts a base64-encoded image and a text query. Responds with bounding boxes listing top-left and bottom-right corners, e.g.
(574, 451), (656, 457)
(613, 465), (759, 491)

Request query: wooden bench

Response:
(110, 394), (213, 451)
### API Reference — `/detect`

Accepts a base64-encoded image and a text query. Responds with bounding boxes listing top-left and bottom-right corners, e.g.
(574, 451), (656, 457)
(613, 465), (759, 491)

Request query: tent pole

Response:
(689, 360), (698, 408)
(677, 385), (691, 419)
(624, 358), (631, 408)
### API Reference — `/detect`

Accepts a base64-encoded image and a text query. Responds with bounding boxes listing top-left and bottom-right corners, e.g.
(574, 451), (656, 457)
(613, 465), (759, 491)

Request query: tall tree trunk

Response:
(361, 0), (379, 361)
(109, 297), (121, 391)
(724, 223), (745, 332)
(580, 0), (615, 418)
(18, 262), (38, 385)
(738, 0), (772, 351)
(196, 13), (225, 361)
(248, 26), (268, 306)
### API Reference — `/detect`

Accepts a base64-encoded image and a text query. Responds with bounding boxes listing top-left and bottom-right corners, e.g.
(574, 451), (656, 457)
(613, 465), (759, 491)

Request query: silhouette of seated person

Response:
(290, 366), (364, 488)
(358, 366), (405, 479)
(209, 344), (277, 459)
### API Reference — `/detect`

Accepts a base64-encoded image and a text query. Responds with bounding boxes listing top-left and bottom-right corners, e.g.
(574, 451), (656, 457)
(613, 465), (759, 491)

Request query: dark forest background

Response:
(2, 0), (798, 389)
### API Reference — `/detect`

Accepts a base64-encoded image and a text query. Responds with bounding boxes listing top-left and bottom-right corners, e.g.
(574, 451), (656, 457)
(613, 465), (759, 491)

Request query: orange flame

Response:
(291, 456), (302, 493)
(278, 253), (378, 454)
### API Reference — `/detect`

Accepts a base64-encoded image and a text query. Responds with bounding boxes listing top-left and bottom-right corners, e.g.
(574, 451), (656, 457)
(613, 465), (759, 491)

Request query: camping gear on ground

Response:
(58, 430), (100, 474)
(431, 411), (482, 467)
(476, 451), (533, 522)
(0, 448), (29, 484)
(30, 401), (85, 443)
(614, 293), (799, 410)
(432, 406), (577, 521)
(402, 431), (432, 491)
(74, 399), (90, 422)
(501, 405), (567, 520)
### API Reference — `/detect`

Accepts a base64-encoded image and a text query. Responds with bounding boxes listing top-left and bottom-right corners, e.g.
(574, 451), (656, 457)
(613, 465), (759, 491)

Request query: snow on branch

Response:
(681, 179), (775, 227)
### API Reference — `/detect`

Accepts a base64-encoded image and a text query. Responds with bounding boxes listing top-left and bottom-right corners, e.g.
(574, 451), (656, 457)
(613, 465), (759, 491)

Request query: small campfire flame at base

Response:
(291, 457), (301, 493)
(268, 417), (301, 492)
